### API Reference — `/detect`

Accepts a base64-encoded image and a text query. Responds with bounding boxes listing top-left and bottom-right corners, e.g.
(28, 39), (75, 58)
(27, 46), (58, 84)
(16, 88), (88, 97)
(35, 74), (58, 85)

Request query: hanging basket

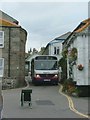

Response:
(77, 64), (84, 71)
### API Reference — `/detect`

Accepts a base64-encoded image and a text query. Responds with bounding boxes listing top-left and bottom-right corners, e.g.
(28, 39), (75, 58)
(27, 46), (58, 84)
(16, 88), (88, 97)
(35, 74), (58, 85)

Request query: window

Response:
(54, 47), (56, 54)
(0, 31), (4, 48)
(0, 58), (4, 77)
(54, 47), (60, 55)
(35, 56), (57, 60)
(57, 47), (60, 55)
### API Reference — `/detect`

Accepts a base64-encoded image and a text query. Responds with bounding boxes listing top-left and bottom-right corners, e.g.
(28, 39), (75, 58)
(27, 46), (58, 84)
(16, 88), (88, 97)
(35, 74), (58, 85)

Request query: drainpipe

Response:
(8, 28), (11, 77)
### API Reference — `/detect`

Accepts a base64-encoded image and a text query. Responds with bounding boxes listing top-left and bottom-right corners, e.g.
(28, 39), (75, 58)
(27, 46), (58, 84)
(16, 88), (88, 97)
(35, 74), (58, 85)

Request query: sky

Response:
(0, 1), (89, 52)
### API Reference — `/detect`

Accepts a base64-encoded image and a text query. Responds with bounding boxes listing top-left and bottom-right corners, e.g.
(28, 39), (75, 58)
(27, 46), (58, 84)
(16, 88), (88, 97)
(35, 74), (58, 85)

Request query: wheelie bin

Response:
(21, 89), (32, 108)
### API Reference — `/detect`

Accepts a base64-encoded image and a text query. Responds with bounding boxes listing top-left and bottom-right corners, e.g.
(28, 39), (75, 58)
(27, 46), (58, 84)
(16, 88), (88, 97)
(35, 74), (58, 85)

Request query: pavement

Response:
(59, 84), (89, 119)
(71, 96), (89, 117)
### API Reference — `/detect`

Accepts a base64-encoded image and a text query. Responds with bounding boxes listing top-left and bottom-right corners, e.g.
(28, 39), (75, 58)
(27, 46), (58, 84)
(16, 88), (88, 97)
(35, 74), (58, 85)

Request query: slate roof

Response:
(55, 32), (71, 40)
(48, 32), (71, 45)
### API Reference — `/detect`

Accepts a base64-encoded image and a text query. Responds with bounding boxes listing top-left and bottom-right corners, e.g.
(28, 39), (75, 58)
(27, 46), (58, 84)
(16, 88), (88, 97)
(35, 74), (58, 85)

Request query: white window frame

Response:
(0, 58), (4, 77)
(57, 47), (60, 55)
(54, 46), (60, 55)
(0, 31), (4, 48)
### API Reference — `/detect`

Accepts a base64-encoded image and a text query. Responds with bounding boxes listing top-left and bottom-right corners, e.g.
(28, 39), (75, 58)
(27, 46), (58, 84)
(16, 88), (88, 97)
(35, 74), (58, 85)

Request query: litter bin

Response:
(21, 89), (32, 107)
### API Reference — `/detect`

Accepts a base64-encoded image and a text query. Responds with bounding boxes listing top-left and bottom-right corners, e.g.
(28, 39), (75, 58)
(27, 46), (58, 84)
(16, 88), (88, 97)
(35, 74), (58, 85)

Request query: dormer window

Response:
(54, 47), (60, 55)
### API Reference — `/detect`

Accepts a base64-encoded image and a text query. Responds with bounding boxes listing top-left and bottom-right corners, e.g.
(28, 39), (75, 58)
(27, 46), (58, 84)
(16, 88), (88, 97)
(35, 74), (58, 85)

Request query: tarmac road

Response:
(1, 76), (89, 118)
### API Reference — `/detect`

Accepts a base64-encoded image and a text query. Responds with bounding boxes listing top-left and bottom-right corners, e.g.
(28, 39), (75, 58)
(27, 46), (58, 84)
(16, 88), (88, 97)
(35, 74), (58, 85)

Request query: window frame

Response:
(0, 31), (4, 48)
(54, 46), (60, 55)
(0, 58), (4, 77)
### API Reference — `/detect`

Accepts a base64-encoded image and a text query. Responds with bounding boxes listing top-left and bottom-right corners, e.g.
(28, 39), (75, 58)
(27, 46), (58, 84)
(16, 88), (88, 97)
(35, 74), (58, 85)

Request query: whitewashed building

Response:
(42, 32), (71, 60)
(63, 18), (90, 91)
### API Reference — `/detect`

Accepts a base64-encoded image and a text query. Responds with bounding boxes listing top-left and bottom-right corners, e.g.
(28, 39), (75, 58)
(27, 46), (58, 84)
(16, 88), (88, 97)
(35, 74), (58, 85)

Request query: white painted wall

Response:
(70, 34), (89, 86)
(77, 35), (88, 85)
(48, 42), (63, 60)
(88, 35), (90, 85)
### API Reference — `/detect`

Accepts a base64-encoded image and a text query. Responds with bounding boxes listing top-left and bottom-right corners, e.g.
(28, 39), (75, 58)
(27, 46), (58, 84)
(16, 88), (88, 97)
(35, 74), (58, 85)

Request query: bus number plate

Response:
(44, 79), (50, 81)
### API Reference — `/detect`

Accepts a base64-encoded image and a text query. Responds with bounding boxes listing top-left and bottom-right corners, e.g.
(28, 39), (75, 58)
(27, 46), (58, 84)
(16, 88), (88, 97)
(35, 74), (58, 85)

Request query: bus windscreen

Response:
(34, 60), (58, 70)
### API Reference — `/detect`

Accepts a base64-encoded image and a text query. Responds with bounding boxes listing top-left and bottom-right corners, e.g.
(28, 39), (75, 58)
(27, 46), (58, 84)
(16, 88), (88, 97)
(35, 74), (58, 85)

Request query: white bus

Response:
(31, 55), (59, 85)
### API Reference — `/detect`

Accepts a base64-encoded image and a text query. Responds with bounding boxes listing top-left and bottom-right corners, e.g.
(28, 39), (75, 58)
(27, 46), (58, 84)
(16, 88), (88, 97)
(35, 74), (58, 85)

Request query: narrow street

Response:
(2, 77), (89, 118)
(0, 3), (90, 120)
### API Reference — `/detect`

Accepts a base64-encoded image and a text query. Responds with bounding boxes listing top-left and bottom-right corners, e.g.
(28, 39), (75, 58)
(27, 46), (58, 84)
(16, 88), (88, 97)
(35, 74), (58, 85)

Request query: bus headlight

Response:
(54, 74), (58, 77)
(36, 74), (40, 78)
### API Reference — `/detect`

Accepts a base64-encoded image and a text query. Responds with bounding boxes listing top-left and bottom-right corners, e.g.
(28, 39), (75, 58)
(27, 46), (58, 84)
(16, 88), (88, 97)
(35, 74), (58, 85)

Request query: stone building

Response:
(0, 10), (27, 88)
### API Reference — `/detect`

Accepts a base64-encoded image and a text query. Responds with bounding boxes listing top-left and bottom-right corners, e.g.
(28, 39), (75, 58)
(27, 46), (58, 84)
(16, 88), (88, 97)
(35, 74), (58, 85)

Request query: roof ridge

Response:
(0, 18), (19, 27)
(74, 18), (90, 33)
(82, 18), (90, 23)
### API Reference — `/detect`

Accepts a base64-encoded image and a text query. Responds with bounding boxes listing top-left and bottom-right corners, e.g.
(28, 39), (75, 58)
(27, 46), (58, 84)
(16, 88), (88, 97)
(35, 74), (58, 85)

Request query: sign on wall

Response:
(0, 31), (4, 48)
(0, 58), (4, 77)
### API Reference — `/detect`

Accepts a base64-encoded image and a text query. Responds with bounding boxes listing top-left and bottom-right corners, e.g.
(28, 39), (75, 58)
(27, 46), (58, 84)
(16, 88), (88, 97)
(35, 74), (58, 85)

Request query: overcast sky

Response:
(0, 1), (89, 52)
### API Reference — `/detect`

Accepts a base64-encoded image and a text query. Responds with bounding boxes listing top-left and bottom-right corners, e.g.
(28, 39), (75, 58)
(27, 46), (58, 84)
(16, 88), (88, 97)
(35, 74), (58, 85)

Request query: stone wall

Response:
(0, 26), (27, 88)
(2, 77), (18, 89)
(0, 11), (27, 88)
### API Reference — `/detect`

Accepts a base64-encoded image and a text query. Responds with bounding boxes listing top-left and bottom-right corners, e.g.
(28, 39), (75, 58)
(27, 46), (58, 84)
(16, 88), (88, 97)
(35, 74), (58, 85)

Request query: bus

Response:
(31, 55), (59, 85)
